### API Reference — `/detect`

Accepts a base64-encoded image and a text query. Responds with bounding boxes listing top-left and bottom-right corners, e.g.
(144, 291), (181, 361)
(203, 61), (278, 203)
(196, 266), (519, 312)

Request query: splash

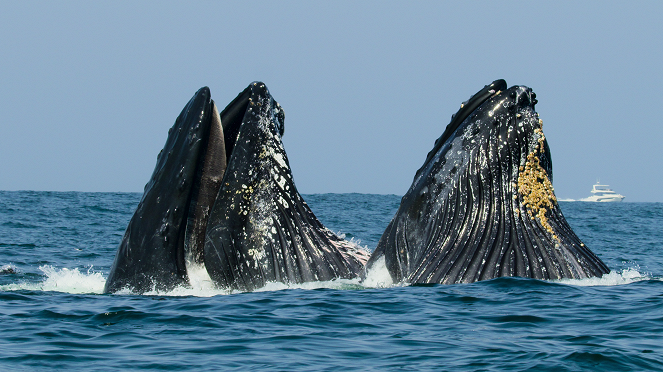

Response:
(254, 278), (365, 292)
(112, 277), (366, 297)
(40, 265), (107, 293)
(1, 264), (17, 274)
(0, 265), (106, 294)
(112, 259), (369, 297)
(2, 264), (654, 297)
(131, 263), (231, 297)
(556, 268), (652, 286)
(362, 256), (395, 288)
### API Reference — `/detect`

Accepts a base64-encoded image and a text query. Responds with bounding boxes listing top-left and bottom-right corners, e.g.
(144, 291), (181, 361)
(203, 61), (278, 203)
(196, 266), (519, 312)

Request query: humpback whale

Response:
(104, 82), (369, 293)
(365, 79), (609, 284)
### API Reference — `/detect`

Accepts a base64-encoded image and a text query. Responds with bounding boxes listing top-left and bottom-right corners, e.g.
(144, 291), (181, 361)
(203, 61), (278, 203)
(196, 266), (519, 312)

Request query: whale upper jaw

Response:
(365, 80), (609, 285)
(104, 82), (368, 294)
(104, 86), (222, 293)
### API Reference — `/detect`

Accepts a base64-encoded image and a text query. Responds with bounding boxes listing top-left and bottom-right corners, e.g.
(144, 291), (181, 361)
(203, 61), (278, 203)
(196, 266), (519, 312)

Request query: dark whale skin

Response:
(203, 83), (369, 292)
(104, 83), (369, 294)
(365, 80), (610, 284)
(105, 87), (217, 293)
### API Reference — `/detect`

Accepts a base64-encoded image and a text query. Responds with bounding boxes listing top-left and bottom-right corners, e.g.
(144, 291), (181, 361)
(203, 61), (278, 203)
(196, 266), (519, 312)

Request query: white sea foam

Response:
(555, 268), (652, 286)
(40, 265), (107, 293)
(1, 264), (654, 297)
(362, 256), (395, 288)
(0, 265), (106, 294)
(133, 262), (233, 297)
(1, 263), (17, 273)
(254, 278), (364, 292)
(136, 285), (231, 297)
(126, 277), (366, 297)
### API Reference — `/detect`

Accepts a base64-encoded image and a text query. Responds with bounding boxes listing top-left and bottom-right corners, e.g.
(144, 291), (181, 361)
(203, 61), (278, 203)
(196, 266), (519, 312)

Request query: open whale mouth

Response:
(169, 82), (288, 281)
(105, 82), (367, 294)
(179, 84), (278, 270)
(104, 83), (282, 292)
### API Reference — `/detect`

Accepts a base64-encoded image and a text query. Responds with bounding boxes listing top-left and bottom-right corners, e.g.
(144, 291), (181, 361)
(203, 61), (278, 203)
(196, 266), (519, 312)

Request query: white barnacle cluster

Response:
(276, 194), (289, 210)
(231, 178), (258, 217)
(260, 123), (290, 194)
(271, 150), (287, 170)
(254, 96), (278, 135)
(247, 247), (266, 261)
(242, 181), (276, 270)
(269, 166), (289, 192)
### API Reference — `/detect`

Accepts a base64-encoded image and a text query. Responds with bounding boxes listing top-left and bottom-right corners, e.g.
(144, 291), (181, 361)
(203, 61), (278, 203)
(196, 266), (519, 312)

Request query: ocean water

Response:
(0, 191), (662, 371)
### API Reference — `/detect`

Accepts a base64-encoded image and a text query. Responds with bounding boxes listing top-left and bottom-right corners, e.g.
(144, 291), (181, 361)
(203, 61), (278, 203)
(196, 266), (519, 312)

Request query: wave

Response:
(0, 262), (655, 297)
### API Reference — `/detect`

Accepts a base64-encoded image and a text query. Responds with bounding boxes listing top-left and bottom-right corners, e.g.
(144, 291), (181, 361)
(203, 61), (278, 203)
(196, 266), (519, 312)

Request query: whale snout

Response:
(511, 86), (537, 108)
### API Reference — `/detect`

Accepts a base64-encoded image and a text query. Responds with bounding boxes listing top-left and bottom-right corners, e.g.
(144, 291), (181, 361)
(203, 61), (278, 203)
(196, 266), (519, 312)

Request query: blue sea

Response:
(1, 191), (662, 371)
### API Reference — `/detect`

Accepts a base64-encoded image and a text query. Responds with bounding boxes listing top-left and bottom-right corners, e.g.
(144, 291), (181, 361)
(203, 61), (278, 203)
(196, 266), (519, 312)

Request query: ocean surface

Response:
(1, 191), (662, 371)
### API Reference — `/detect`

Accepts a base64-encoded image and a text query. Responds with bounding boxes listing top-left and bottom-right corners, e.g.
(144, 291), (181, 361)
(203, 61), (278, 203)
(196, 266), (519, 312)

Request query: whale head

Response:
(366, 79), (609, 284)
(105, 83), (367, 293)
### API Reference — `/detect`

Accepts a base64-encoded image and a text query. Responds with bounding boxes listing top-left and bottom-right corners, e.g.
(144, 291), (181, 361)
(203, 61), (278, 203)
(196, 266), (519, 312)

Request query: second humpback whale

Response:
(104, 82), (369, 293)
(366, 79), (610, 284)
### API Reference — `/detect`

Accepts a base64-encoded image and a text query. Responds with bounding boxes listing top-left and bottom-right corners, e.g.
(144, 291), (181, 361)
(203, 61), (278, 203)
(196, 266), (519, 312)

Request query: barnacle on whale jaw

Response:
(366, 79), (610, 284)
(516, 118), (559, 240)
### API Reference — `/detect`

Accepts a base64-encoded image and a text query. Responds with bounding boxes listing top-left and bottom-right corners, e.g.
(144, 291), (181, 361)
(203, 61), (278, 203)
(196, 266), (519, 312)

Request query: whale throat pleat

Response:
(203, 83), (369, 291)
(366, 82), (609, 284)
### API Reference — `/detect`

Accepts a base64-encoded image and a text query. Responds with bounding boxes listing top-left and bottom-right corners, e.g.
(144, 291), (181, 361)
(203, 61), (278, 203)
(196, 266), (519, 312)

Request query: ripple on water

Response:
(1, 193), (663, 371)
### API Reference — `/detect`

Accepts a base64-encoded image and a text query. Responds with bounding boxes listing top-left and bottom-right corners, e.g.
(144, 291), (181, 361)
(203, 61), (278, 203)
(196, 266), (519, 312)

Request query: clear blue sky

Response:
(1, 1), (662, 201)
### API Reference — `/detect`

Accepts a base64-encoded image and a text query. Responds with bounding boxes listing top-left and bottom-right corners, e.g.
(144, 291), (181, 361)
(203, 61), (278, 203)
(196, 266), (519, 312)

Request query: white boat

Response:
(580, 182), (625, 202)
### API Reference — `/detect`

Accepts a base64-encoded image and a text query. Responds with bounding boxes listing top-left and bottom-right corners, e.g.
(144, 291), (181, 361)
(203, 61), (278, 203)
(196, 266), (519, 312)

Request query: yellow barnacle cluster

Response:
(516, 127), (559, 241)
(258, 146), (267, 159)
